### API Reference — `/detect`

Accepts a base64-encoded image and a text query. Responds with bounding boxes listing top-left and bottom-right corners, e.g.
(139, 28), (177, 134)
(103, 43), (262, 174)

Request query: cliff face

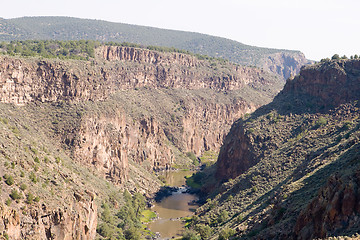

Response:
(215, 120), (257, 180)
(0, 191), (97, 240)
(283, 59), (360, 108)
(68, 91), (257, 187)
(0, 46), (278, 105)
(260, 51), (312, 80)
(295, 169), (360, 239)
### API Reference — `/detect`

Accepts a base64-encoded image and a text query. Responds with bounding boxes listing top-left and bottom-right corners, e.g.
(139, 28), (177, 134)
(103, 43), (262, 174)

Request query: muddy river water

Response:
(147, 171), (198, 239)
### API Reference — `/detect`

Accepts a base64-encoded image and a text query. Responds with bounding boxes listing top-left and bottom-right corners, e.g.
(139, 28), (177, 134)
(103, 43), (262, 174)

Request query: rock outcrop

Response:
(295, 170), (360, 239)
(0, 191), (97, 240)
(259, 51), (312, 81)
(282, 59), (360, 109)
(215, 120), (257, 180)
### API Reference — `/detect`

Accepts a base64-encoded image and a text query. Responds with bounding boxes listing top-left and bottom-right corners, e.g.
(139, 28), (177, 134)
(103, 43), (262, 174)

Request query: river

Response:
(147, 170), (198, 239)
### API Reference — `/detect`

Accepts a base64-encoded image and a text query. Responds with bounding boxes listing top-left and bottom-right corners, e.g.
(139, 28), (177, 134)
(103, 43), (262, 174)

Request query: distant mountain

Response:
(0, 16), (311, 79)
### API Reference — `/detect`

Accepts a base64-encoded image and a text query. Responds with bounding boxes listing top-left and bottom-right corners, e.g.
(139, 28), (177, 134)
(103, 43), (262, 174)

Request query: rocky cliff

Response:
(283, 59), (360, 109)
(192, 59), (360, 239)
(0, 46), (278, 105)
(215, 120), (257, 180)
(295, 167), (360, 239)
(0, 192), (97, 240)
(259, 51), (312, 81)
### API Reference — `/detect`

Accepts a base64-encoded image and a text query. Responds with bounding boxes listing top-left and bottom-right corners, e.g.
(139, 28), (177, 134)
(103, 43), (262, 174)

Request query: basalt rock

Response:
(0, 191), (97, 240)
(0, 46), (279, 105)
(282, 59), (360, 110)
(215, 120), (257, 180)
(295, 170), (360, 239)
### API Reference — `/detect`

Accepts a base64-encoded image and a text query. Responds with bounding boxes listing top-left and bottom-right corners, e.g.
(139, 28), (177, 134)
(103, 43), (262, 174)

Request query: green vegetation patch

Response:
(199, 151), (218, 167)
(140, 210), (157, 223)
(0, 40), (99, 60)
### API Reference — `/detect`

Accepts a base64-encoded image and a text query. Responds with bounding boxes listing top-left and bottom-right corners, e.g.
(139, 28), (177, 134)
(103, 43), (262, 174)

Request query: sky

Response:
(1, 0), (359, 61)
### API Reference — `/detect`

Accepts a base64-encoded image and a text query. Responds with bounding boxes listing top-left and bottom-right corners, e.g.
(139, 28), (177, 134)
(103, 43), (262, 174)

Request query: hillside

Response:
(0, 16), (311, 79)
(189, 59), (360, 239)
(0, 44), (282, 239)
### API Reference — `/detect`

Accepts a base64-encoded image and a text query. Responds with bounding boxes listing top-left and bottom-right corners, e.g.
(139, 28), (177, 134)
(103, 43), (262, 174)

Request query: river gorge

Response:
(148, 171), (198, 239)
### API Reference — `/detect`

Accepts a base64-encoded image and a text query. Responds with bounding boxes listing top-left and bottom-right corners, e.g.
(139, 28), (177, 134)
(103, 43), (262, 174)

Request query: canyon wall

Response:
(283, 59), (360, 109)
(259, 51), (312, 81)
(295, 169), (360, 239)
(70, 95), (257, 186)
(0, 46), (277, 105)
(0, 47), (279, 183)
(0, 191), (97, 240)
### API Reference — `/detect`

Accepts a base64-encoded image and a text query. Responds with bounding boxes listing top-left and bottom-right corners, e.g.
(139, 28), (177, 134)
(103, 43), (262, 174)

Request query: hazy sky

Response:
(1, 0), (359, 60)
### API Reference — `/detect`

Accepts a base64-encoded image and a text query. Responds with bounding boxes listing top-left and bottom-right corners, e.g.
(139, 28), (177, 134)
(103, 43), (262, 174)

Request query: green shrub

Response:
(10, 189), (22, 200)
(217, 210), (229, 224)
(3, 232), (9, 240)
(5, 199), (11, 206)
(186, 152), (198, 165)
(315, 117), (327, 128)
(34, 157), (40, 163)
(157, 175), (166, 184)
(4, 174), (14, 186)
(124, 227), (141, 240)
(26, 193), (34, 204)
(195, 224), (212, 239)
(182, 229), (200, 240)
(29, 172), (38, 183)
(342, 121), (353, 131)
(1, 118), (9, 124)
(20, 184), (27, 191)
(97, 223), (114, 238)
(218, 227), (235, 240)
(20, 171), (25, 177)
(30, 147), (38, 155)
(332, 54), (340, 60)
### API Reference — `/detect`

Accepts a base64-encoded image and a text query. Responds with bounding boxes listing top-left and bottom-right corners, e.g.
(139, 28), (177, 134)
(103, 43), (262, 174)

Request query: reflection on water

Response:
(147, 171), (198, 239)
(160, 170), (193, 187)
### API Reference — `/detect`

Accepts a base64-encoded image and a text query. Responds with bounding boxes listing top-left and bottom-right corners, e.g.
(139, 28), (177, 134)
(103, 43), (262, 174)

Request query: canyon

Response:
(0, 45), (282, 239)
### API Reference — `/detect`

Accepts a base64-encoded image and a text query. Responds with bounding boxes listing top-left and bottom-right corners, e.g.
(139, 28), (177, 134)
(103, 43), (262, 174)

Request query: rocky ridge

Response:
(193, 59), (360, 239)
